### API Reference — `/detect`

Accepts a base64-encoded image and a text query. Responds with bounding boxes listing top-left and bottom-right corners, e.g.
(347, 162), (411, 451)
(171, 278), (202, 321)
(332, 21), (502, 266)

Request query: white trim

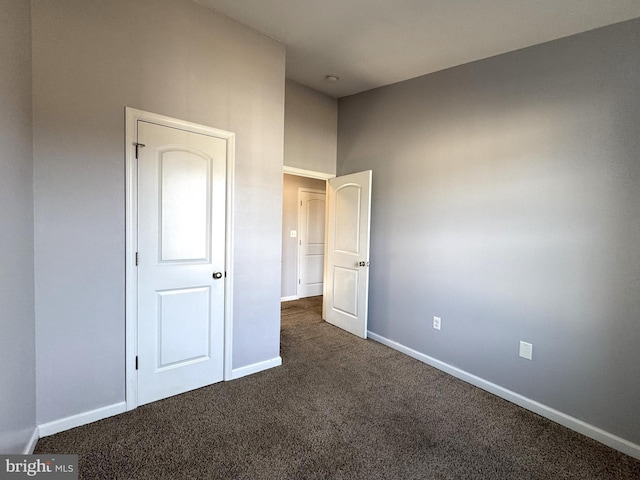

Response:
(284, 166), (334, 180)
(281, 295), (299, 302)
(231, 357), (282, 380)
(23, 427), (39, 454)
(125, 107), (235, 410)
(38, 402), (127, 438)
(223, 134), (236, 382)
(368, 331), (640, 460)
(125, 107), (138, 410)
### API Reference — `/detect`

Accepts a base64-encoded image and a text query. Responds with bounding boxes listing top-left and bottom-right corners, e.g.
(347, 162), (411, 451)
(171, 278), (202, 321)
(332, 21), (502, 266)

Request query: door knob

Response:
(212, 271), (223, 279)
(358, 261), (366, 267)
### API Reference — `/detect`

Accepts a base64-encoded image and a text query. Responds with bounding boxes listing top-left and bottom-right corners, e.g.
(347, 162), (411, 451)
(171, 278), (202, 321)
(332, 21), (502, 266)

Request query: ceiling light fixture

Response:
(325, 75), (339, 82)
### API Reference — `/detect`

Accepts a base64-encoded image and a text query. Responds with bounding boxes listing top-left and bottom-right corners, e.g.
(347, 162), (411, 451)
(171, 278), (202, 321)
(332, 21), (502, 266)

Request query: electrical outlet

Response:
(433, 316), (441, 330)
(519, 341), (533, 360)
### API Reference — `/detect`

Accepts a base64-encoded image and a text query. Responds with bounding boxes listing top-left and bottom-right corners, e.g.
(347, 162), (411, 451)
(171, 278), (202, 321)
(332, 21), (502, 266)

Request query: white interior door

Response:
(323, 170), (372, 338)
(136, 120), (227, 405)
(298, 189), (326, 298)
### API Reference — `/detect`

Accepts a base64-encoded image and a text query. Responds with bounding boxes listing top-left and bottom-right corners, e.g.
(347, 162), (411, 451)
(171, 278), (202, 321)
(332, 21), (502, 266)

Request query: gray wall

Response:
(32, 0), (285, 425)
(284, 79), (337, 174)
(281, 80), (335, 297)
(338, 19), (640, 445)
(281, 174), (326, 299)
(0, 0), (36, 453)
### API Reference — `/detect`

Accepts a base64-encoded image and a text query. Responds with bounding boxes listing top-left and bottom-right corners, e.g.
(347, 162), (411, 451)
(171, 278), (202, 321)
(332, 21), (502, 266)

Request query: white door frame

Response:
(297, 187), (327, 299)
(125, 107), (235, 411)
(283, 167), (333, 303)
(283, 166), (334, 181)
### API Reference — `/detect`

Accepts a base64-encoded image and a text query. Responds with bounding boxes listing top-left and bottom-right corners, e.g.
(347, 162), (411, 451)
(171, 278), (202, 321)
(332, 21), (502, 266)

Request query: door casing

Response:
(125, 107), (235, 411)
(282, 167), (333, 305)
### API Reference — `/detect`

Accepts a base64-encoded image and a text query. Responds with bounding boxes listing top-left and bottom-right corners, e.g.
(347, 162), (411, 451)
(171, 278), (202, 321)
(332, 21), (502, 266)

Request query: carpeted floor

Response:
(36, 296), (640, 479)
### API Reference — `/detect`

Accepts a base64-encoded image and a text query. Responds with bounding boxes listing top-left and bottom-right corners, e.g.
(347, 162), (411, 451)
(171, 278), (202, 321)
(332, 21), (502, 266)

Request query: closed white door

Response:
(323, 171), (372, 338)
(298, 189), (326, 298)
(137, 120), (227, 405)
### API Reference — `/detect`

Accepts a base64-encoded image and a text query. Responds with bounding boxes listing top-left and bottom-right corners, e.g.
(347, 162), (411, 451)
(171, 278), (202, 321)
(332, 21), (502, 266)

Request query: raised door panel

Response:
(334, 185), (361, 255)
(157, 287), (211, 368)
(160, 150), (211, 263)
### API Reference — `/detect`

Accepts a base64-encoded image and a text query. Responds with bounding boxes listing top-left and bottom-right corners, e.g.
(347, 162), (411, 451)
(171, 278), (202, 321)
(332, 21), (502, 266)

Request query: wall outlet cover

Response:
(433, 316), (441, 330)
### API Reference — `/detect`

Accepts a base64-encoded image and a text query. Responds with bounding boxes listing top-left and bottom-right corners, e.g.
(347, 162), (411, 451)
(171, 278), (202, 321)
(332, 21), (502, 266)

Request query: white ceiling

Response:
(195, 0), (640, 98)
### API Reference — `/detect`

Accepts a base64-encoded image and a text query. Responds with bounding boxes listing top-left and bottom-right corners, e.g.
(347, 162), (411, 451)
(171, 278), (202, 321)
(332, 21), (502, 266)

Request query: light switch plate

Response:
(290, 230), (297, 238)
(519, 341), (533, 360)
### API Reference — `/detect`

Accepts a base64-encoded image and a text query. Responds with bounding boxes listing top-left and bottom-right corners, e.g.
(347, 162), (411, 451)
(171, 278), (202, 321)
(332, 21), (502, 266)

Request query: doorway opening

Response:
(280, 168), (332, 304)
(280, 167), (372, 340)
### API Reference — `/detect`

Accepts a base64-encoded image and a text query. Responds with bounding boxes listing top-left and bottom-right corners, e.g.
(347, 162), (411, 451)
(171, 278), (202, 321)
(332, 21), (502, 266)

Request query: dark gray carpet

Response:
(36, 296), (640, 479)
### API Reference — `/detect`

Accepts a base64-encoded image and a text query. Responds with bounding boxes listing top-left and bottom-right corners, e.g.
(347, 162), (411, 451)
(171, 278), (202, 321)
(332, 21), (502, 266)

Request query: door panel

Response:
(160, 151), (211, 262)
(332, 266), (359, 317)
(334, 185), (361, 253)
(157, 287), (211, 368)
(137, 120), (226, 406)
(324, 171), (372, 338)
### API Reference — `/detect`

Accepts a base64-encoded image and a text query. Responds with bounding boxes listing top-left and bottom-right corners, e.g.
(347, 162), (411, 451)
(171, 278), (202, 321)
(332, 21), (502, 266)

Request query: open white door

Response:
(136, 120), (228, 405)
(323, 170), (372, 338)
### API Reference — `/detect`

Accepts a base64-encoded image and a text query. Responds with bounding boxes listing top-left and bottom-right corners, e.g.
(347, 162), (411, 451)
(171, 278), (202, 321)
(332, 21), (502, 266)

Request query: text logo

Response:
(0, 456), (78, 480)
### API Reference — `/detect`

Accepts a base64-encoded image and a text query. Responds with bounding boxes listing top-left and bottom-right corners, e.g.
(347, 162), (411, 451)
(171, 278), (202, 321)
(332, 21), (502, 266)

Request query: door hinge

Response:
(135, 252), (139, 266)
(298, 279), (301, 284)
(134, 142), (146, 159)
(300, 200), (302, 206)
(135, 356), (139, 370)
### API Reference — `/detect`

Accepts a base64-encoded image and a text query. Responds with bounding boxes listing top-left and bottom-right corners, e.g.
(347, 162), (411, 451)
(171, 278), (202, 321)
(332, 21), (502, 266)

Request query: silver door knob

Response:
(212, 272), (223, 279)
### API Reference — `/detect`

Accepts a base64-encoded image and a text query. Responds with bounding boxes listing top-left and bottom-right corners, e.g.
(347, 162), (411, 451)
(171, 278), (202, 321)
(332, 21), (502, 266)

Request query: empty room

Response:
(1, 0), (639, 478)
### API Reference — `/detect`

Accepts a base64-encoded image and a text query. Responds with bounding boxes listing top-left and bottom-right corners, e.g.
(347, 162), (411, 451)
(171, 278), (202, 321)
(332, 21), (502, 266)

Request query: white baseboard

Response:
(38, 402), (127, 438)
(281, 295), (299, 302)
(231, 356), (282, 380)
(367, 331), (640, 461)
(23, 427), (39, 454)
